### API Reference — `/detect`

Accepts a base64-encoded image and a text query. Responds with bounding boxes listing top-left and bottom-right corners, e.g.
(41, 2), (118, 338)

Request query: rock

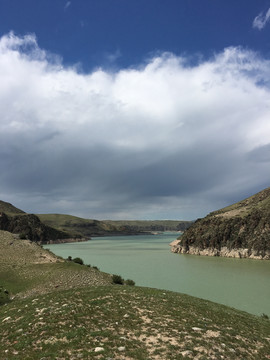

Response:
(181, 350), (192, 356)
(118, 346), (125, 351)
(172, 187), (270, 260)
(2, 316), (11, 322)
(94, 347), (105, 352)
(192, 327), (202, 331)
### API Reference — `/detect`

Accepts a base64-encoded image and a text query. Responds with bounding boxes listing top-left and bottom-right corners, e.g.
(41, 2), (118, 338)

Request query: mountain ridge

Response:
(0, 200), (191, 243)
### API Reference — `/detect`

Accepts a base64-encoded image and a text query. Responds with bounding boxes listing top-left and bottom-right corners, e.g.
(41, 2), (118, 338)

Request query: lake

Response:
(44, 232), (270, 316)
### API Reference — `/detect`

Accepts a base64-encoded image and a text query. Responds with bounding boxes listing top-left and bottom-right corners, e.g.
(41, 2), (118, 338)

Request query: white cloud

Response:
(64, 1), (71, 10)
(0, 32), (270, 219)
(253, 8), (270, 30)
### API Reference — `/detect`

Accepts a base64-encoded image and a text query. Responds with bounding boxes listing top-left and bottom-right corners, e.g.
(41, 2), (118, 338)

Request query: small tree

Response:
(112, 274), (124, 285)
(73, 257), (84, 265)
(0, 287), (10, 306)
(125, 279), (135, 286)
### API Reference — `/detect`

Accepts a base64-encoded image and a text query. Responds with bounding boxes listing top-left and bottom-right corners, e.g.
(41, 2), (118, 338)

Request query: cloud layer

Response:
(253, 8), (270, 30)
(0, 32), (270, 219)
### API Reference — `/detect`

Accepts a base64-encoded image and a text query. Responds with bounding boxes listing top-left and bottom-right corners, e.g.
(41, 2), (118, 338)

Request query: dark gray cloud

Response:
(247, 143), (270, 163)
(0, 33), (270, 219)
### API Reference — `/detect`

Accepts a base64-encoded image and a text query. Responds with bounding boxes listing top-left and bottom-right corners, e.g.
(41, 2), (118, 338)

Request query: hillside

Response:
(0, 211), (76, 245)
(171, 187), (270, 259)
(0, 200), (191, 242)
(0, 200), (146, 244)
(104, 220), (192, 232)
(36, 214), (147, 237)
(0, 230), (269, 359)
(0, 230), (111, 298)
(37, 214), (192, 237)
(0, 200), (25, 215)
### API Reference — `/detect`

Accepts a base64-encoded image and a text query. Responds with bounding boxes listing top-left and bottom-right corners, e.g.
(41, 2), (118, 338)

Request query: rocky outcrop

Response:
(171, 241), (270, 260)
(171, 187), (270, 260)
(0, 212), (78, 244)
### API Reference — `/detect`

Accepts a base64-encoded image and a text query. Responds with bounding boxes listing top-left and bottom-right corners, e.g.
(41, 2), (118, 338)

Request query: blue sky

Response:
(0, 1), (270, 220)
(1, 0), (270, 70)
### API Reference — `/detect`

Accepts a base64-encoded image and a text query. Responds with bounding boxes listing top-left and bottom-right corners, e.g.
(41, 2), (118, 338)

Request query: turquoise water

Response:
(45, 232), (270, 316)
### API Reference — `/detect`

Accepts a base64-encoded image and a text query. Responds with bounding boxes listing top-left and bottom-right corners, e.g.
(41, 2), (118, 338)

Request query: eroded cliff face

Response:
(171, 187), (270, 260)
(0, 212), (76, 244)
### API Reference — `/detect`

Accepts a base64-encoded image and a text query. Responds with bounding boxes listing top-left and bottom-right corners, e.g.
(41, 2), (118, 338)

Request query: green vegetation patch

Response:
(0, 231), (112, 298)
(0, 286), (269, 359)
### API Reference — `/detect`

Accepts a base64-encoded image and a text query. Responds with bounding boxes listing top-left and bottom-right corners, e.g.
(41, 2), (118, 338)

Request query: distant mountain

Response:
(171, 187), (270, 260)
(0, 200), (192, 244)
(0, 200), (76, 244)
(37, 215), (192, 237)
(36, 214), (139, 237)
(0, 212), (73, 244)
(103, 220), (192, 232)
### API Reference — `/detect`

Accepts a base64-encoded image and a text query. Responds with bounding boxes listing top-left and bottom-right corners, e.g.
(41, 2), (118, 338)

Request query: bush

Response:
(112, 274), (124, 285)
(125, 279), (135, 286)
(0, 287), (10, 306)
(19, 233), (27, 240)
(73, 257), (84, 265)
(261, 313), (269, 320)
(67, 256), (72, 261)
(93, 266), (99, 271)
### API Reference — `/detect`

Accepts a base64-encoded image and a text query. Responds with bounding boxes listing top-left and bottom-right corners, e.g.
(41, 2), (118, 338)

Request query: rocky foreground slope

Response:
(171, 187), (270, 259)
(1, 230), (270, 359)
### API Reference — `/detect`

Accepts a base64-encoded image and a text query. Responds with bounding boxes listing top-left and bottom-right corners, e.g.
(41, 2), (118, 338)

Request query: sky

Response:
(0, 0), (270, 220)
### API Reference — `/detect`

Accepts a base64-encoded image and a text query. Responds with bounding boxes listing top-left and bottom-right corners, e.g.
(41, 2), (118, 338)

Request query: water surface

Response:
(45, 233), (270, 316)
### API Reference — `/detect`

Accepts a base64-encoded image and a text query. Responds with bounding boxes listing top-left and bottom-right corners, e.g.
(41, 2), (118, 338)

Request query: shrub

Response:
(67, 256), (72, 261)
(112, 274), (124, 285)
(261, 313), (269, 320)
(93, 266), (99, 271)
(73, 257), (84, 265)
(125, 279), (135, 286)
(0, 287), (10, 306)
(19, 233), (27, 240)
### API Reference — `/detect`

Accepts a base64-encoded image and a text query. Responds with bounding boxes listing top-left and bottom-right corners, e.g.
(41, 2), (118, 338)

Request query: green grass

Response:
(104, 219), (191, 231)
(36, 214), (192, 237)
(1, 229), (270, 359)
(36, 213), (117, 237)
(210, 186), (270, 218)
(0, 286), (269, 359)
(0, 230), (112, 298)
(0, 200), (25, 215)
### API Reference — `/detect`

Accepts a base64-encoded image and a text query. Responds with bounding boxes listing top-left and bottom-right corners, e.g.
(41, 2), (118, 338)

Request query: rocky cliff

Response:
(0, 211), (78, 244)
(171, 187), (270, 260)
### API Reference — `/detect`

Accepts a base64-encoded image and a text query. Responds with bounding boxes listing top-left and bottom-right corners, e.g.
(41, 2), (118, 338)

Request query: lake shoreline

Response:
(170, 240), (270, 260)
(45, 233), (270, 316)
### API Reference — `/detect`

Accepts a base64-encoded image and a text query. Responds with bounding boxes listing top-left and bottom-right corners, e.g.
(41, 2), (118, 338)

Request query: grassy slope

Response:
(37, 214), (191, 237)
(0, 230), (270, 359)
(210, 187), (270, 218)
(0, 200), (25, 215)
(0, 287), (270, 359)
(37, 214), (120, 237)
(104, 220), (191, 231)
(0, 231), (111, 297)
